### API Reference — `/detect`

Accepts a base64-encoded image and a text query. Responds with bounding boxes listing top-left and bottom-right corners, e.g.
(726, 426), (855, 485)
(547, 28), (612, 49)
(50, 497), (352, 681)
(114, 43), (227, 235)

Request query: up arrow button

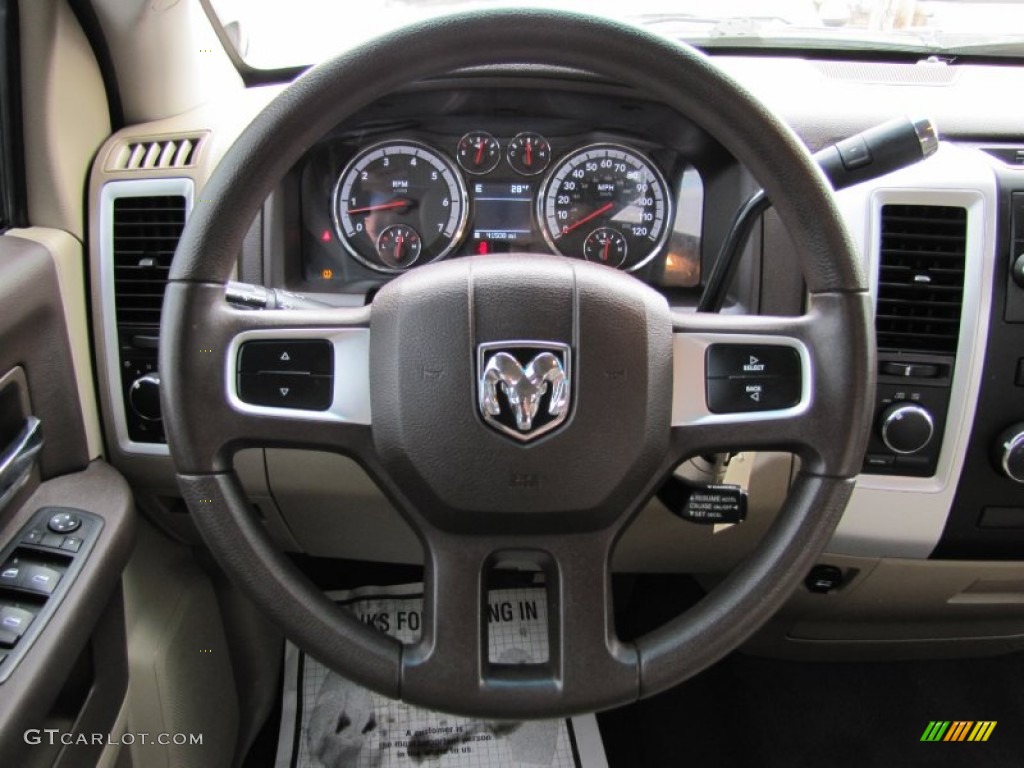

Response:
(237, 340), (333, 375)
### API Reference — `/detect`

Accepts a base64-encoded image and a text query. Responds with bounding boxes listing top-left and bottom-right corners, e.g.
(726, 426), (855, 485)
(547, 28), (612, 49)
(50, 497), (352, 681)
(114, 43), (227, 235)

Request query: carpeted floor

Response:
(600, 575), (1024, 767)
(244, 567), (1024, 767)
(599, 652), (1024, 767)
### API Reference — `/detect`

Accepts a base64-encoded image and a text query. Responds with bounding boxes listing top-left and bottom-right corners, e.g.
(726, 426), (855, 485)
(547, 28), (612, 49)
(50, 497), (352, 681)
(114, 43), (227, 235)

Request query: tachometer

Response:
(539, 144), (672, 271)
(333, 141), (468, 272)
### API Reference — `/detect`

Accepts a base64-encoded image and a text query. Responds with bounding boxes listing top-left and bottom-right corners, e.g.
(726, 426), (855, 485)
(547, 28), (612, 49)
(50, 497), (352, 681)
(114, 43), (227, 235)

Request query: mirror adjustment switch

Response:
(47, 510), (81, 533)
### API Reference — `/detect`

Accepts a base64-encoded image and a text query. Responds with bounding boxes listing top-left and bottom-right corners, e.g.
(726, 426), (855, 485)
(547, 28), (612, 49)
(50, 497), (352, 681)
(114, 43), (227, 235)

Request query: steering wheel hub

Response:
(370, 255), (671, 531)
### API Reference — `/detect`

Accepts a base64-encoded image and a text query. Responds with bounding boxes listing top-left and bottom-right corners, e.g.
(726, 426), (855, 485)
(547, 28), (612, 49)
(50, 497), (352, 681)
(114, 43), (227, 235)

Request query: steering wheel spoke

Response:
(160, 282), (373, 472)
(669, 292), (874, 476)
(401, 530), (638, 718)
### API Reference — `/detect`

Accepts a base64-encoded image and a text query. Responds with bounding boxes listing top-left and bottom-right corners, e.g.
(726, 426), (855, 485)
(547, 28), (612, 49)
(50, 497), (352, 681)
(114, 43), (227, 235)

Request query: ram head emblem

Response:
(478, 344), (571, 441)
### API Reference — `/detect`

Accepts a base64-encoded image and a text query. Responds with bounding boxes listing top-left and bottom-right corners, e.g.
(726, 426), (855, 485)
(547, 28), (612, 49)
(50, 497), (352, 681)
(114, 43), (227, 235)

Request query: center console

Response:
(934, 164), (1024, 559)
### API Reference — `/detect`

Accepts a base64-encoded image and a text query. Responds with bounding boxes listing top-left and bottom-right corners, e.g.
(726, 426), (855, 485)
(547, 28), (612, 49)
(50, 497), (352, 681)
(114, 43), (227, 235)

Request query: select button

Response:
(706, 344), (801, 379)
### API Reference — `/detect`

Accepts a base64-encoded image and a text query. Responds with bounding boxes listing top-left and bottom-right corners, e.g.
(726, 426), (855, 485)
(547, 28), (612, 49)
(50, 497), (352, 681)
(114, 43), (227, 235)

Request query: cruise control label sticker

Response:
(681, 485), (747, 525)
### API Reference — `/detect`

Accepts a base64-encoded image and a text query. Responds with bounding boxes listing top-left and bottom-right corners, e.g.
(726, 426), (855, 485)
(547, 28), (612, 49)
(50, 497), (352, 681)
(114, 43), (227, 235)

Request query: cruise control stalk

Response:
(697, 116), (939, 313)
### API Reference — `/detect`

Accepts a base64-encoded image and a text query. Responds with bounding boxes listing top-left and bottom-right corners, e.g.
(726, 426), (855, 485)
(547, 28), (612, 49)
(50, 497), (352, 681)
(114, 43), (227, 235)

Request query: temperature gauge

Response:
(457, 131), (501, 175)
(507, 132), (551, 176)
(376, 224), (422, 270)
(583, 227), (628, 268)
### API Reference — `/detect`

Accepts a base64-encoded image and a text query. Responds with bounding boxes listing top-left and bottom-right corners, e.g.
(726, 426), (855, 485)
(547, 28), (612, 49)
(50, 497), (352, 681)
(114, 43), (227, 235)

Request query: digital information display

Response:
(469, 181), (535, 244)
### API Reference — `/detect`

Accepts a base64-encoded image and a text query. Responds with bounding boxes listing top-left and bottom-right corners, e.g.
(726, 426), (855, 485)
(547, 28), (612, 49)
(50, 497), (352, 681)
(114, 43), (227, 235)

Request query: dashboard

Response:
(86, 57), (1024, 659)
(282, 86), (723, 298)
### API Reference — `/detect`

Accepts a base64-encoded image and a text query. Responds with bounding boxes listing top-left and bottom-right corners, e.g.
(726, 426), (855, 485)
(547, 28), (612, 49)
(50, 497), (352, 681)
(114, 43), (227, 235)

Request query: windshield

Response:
(209, 0), (1024, 70)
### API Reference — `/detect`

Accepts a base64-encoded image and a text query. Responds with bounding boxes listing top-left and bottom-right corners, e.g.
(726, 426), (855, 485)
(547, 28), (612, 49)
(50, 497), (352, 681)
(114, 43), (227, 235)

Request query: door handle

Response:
(0, 416), (43, 512)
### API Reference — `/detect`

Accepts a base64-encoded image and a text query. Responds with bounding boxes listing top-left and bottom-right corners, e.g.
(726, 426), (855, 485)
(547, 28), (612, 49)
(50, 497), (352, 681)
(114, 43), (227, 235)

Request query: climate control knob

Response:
(129, 373), (162, 421)
(880, 403), (934, 454)
(996, 424), (1024, 483)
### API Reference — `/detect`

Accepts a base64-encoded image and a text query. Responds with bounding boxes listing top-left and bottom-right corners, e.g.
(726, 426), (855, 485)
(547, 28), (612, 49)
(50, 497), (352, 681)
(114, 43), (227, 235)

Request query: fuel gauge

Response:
(507, 132), (551, 176)
(457, 131), (501, 175)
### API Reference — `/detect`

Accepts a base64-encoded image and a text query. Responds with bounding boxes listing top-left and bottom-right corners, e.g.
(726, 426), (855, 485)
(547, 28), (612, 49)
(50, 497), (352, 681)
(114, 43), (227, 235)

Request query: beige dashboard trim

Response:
(20, 0), (110, 241)
(829, 144), (998, 559)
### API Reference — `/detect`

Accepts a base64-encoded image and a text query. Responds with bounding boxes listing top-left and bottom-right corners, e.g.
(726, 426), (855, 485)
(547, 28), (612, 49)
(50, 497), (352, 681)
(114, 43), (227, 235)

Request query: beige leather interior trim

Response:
(90, 0), (243, 123)
(20, 0), (110, 240)
(124, 518), (238, 768)
(7, 227), (103, 460)
(743, 555), (1024, 660)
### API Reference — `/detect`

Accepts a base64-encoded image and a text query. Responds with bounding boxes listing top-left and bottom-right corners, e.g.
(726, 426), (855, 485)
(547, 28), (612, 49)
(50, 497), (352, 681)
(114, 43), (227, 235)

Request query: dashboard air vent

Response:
(875, 204), (967, 355)
(110, 136), (202, 171)
(112, 196), (186, 327)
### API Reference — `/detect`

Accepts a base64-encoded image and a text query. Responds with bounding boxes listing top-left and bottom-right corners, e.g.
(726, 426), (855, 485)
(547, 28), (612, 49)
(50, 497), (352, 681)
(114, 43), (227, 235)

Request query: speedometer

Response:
(332, 141), (468, 273)
(538, 144), (672, 271)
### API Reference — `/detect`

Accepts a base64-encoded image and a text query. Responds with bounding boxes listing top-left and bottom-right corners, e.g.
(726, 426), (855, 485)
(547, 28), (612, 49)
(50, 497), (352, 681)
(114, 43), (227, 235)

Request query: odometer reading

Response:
(333, 141), (467, 272)
(539, 144), (671, 271)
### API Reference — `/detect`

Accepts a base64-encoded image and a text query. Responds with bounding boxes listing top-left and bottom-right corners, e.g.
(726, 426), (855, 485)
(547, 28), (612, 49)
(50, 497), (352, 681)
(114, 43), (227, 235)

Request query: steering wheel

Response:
(161, 9), (873, 718)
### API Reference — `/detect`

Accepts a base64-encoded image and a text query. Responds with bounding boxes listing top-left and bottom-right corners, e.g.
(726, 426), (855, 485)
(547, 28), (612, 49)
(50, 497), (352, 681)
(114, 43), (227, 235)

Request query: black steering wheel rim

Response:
(161, 8), (874, 718)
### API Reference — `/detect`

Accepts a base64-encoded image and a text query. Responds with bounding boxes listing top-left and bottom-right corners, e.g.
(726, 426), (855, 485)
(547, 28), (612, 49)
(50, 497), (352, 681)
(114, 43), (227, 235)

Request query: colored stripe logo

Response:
(921, 721), (996, 742)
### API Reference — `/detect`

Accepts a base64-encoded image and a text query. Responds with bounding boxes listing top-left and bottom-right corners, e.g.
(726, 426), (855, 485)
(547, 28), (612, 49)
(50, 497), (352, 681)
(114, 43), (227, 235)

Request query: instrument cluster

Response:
(300, 126), (704, 289)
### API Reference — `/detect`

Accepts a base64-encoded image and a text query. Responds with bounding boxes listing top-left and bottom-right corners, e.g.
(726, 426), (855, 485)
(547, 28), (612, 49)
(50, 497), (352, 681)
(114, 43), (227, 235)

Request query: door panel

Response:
(0, 235), (135, 766)
(0, 236), (88, 480)
(8, 227), (103, 459)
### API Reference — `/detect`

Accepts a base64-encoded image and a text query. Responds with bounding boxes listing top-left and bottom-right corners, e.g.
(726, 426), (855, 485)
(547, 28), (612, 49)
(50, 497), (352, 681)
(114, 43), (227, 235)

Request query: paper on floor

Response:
(274, 582), (608, 768)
